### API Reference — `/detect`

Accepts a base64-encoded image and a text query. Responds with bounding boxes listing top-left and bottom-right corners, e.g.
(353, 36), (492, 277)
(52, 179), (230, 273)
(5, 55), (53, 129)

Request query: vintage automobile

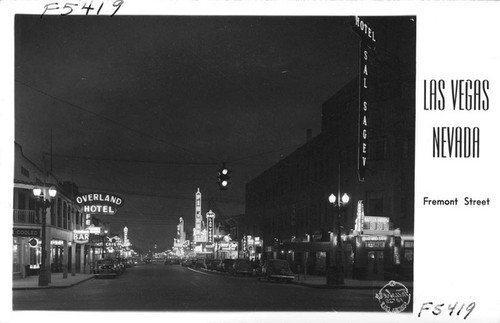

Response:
(207, 259), (221, 271)
(193, 258), (207, 269)
(165, 258), (181, 265)
(114, 257), (126, 274)
(260, 259), (295, 282)
(181, 258), (193, 267)
(218, 259), (235, 272)
(94, 258), (118, 278)
(230, 259), (255, 276)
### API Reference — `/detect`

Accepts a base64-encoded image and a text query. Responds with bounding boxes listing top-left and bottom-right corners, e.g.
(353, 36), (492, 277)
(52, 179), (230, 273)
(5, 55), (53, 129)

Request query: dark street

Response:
(13, 262), (395, 312)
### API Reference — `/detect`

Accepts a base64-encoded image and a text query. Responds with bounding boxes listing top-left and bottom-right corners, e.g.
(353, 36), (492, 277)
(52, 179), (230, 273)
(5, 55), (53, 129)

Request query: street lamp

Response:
(328, 192), (349, 285)
(33, 186), (57, 286)
(102, 229), (108, 259)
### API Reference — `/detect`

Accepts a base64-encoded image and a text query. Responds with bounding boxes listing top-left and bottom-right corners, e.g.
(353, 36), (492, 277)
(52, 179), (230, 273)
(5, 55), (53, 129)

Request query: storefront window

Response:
(30, 244), (40, 268)
(51, 241), (64, 272)
(13, 238), (20, 272)
(404, 249), (413, 263)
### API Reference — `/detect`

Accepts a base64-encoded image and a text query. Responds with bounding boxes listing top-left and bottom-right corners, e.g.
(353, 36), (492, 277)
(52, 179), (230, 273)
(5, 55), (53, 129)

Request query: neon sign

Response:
(75, 192), (124, 215)
(73, 230), (90, 244)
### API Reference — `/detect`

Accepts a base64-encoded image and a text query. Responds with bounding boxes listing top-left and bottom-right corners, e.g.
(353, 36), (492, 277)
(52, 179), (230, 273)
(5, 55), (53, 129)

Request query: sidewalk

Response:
(12, 273), (95, 290)
(193, 266), (412, 290)
(290, 274), (413, 290)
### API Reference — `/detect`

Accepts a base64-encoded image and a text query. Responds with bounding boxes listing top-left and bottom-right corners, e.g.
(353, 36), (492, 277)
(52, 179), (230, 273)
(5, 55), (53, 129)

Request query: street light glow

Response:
(48, 187), (57, 198)
(328, 193), (336, 204)
(341, 193), (350, 204)
(33, 187), (42, 197)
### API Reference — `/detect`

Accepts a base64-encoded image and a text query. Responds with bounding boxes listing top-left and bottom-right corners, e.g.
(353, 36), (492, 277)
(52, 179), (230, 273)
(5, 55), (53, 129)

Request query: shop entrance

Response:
(367, 251), (384, 280)
(51, 245), (64, 273)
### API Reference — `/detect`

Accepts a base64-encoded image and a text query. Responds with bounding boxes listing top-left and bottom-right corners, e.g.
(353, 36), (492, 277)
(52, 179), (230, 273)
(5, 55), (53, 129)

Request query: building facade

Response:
(13, 142), (96, 279)
(245, 16), (415, 281)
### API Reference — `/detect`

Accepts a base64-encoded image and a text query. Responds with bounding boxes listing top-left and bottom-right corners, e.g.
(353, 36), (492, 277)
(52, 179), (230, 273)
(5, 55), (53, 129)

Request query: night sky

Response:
(15, 15), (360, 252)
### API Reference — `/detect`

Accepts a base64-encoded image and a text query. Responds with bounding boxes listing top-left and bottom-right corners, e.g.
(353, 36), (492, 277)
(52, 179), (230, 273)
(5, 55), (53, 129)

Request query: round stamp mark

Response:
(375, 280), (411, 313)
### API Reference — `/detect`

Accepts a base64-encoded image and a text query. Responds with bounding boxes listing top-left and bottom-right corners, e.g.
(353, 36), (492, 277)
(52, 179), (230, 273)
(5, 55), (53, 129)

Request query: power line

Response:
(17, 80), (309, 165)
(46, 152), (218, 166)
(16, 79), (218, 163)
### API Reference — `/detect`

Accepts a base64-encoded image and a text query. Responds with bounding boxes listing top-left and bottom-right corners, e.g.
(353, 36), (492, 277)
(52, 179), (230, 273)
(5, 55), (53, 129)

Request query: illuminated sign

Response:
(355, 200), (365, 232)
(87, 226), (101, 235)
(352, 16), (376, 182)
(13, 228), (41, 237)
(361, 236), (387, 241)
(363, 216), (390, 231)
(73, 230), (90, 244)
(29, 238), (38, 247)
(195, 188), (202, 230)
(352, 16), (377, 45)
(76, 192), (124, 215)
(366, 241), (385, 248)
(83, 205), (117, 214)
(404, 241), (414, 248)
(219, 241), (238, 251)
(206, 210), (215, 244)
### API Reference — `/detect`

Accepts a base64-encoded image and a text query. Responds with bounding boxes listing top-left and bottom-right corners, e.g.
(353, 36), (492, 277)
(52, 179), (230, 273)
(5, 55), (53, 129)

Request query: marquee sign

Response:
(75, 192), (124, 215)
(363, 216), (390, 231)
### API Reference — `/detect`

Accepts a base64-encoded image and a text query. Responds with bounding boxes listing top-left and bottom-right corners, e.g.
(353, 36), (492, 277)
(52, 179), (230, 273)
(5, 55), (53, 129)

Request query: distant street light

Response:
(327, 192), (349, 285)
(33, 186), (57, 286)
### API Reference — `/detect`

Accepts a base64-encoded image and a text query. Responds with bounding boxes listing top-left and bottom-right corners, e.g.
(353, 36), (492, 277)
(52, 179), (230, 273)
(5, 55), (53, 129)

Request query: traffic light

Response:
(217, 163), (231, 190)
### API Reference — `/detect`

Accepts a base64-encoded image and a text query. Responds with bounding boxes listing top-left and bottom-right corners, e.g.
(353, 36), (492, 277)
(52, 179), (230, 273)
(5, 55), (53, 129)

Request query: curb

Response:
(291, 281), (384, 289)
(291, 280), (414, 290)
(12, 275), (95, 291)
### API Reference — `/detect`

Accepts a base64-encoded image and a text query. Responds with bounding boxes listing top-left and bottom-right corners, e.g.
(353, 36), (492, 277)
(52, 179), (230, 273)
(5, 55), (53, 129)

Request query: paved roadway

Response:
(13, 262), (394, 312)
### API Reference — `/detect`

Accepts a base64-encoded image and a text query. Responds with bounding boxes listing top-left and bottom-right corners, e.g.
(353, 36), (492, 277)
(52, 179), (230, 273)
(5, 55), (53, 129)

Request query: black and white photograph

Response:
(1, 1), (500, 322)
(11, 12), (415, 312)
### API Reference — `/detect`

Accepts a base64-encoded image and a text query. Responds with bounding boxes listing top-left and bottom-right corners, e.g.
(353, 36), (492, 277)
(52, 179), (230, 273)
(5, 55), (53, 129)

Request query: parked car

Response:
(193, 258), (207, 269)
(181, 258), (193, 267)
(261, 259), (295, 282)
(114, 258), (126, 274)
(207, 259), (221, 271)
(218, 259), (235, 272)
(94, 258), (118, 278)
(165, 258), (181, 265)
(231, 259), (254, 276)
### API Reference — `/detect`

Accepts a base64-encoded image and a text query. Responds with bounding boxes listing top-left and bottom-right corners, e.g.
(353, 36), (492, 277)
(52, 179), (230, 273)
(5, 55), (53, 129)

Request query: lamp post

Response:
(328, 192), (349, 285)
(33, 186), (57, 286)
(101, 229), (109, 259)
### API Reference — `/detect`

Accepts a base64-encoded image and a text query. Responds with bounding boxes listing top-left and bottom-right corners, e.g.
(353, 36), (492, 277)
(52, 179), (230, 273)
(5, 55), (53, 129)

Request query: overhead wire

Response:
(15, 79), (219, 163)
(18, 79), (302, 166)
